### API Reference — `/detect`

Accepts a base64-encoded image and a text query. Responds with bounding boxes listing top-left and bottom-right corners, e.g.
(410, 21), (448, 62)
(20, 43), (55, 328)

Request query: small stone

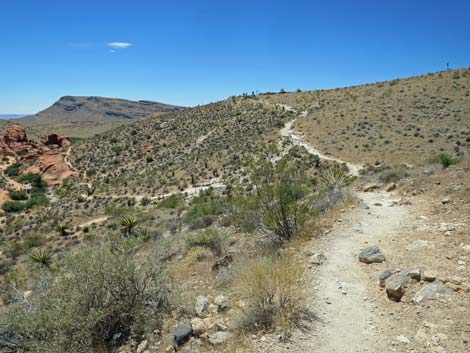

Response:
(441, 197), (450, 205)
(385, 183), (397, 192)
(195, 295), (209, 318)
(395, 335), (410, 344)
(385, 273), (408, 302)
(359, 246), (385, 264)
(379, 269), (400, 287)
(208, 331), (230, 345)
(423, 271), (437, 282)
(190, 318), (207, 337)
(214, 295), (231, 312)
(363, 183), (379, 192)
(173, 323), (193, 347)
(311, 252), (327, 265)
(414, 284), (452, 303)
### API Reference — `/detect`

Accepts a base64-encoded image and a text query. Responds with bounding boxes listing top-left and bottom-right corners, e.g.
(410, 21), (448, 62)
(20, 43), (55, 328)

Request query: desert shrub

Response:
(4, 162), (22, 177)
(17, 173), (47, 192)
(157, 194), (184, 209)
(30, 249), (53, 267)
(0, 243), (171, 353)
(315, 187), (349, 213)
(185, 229), (224, 256)
(119, 216), (140, 237)
(236, 253), (304, 332)
(188, 215), (214, 230)
(8, 190), (28, 201)
(429, 153), (460, 168)
(183, 190), (227, 223)
(2, 201), (26, 213)
(319, 165), (355, 189)
(2, 195), (49, 213)
(378, 166), (410, 183)
(246, 158), (315, 244)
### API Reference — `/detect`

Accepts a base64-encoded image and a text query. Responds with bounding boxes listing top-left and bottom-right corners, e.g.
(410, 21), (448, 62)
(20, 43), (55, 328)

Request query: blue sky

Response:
(1, 0), (469, 113)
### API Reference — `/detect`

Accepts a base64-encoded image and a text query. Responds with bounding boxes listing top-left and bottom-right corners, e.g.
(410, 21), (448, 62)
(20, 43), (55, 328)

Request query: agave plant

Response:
(31, 249), (53, 267)
(319, 165), (355, 189)
(119, 216), (140, 237)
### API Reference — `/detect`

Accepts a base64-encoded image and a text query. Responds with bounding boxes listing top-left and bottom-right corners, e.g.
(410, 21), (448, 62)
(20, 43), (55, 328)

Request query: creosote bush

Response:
(0, 242), (171, 353)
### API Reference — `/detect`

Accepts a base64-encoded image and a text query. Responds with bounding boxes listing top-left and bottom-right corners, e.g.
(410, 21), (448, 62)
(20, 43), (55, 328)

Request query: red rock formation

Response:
(0, 125), (77, 187)
(138, 144), (154, 157)
(4, 124), (27, 143)
(44, 134), (72, 147)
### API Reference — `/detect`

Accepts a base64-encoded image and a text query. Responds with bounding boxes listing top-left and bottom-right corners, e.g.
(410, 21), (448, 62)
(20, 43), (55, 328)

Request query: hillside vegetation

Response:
(69, 98), (295, 197)
(262, 68), (470, 165)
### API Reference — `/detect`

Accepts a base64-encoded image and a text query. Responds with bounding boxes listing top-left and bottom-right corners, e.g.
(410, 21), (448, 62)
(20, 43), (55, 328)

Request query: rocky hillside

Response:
(16, 96), (185, 138)
(69, 97), (294, 197)
(261, 68), (470, 165)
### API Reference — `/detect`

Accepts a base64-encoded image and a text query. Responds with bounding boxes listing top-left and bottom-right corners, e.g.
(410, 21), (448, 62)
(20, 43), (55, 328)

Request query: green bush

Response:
(8, 190), (28, 201)
(157, 194), (184, 209)
(2, 201), (26, 213)
(5, 162), (22, 177)
(429, 154), (460, 168)
(17, 173), (47, 192)
(378, 166), (410, 183)
(0, 243), (171, 353)
(184, 191), (227, 223)
(185, 229), (224, 256)
(245, 158), (315, 243)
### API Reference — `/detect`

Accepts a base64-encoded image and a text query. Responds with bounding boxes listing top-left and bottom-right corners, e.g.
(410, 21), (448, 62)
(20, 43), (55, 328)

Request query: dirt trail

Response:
(305, 191), (409, 353)
(258, 104), (411, 352)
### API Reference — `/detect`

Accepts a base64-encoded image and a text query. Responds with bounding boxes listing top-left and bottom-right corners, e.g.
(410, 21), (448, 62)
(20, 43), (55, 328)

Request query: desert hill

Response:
(15, 96), (185, 138)
(261, 67), (470, 165)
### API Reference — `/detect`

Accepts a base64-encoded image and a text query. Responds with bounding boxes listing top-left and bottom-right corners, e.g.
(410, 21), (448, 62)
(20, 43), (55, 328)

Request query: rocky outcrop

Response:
(0, 125), (77, 187)
(4, 124), (27, 143)
(44, 134), (71, 147)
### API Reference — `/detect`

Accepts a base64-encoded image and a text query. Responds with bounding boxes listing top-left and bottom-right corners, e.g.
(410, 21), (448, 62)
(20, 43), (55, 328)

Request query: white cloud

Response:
(107, 42), (132, 49)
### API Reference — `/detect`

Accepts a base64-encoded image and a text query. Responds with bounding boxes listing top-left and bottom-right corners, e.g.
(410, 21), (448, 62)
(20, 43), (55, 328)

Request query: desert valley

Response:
(0, 67), (469, 353)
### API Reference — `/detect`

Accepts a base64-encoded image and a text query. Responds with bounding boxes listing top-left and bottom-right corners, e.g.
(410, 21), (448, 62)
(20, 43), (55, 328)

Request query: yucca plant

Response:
(319, 165), (355, 189)
(31, 248), (53, 267)
(58, 223), (70, 237)
(119, 216), (140, 237)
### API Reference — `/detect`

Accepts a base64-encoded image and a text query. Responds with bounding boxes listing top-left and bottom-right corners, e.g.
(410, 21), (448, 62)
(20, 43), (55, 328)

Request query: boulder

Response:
(414, 284), (452, 303)
(173, 323), (193, 347)
(4, 124), (27, 143)
(358, 246), (385, 264)
(195, 295), (209, 318)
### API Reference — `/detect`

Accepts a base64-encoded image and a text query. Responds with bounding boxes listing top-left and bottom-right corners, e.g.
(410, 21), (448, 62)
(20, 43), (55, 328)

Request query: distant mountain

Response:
(0, 114), (29, 119)
(16, 96), (185, 126)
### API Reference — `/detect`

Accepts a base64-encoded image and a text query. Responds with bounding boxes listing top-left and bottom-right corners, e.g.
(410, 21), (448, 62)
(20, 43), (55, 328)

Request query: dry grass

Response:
(235, 252), (305, 333)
